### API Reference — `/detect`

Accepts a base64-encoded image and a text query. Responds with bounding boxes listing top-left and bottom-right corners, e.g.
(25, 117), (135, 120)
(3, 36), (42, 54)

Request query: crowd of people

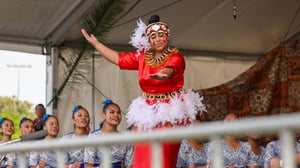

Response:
(0, 101), (133, 168)
(1, 105), (300, 168)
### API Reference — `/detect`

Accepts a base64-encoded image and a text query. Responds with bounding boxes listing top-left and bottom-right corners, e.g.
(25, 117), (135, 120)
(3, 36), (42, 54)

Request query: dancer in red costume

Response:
(81, 15), (206, 168)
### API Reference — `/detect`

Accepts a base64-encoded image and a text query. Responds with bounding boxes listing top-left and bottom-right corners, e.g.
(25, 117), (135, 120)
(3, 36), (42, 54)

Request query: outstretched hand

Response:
(81, 29), (99, 47)
(149, 67), (174, 80)
(149, 72), (169, 81)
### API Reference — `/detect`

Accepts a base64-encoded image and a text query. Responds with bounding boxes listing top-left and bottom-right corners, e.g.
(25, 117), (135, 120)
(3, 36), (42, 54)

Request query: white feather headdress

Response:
(129, 19), (151, 54)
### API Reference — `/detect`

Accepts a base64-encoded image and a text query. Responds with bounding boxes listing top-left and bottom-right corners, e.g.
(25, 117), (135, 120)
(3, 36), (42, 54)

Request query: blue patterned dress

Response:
(207, 140), (253, 167)
(246, 145), (265, 168)
(2, 152), (31, 168)
(83, 129), (134, 167)
(176, 139), (208, 168)
(1, 139), (34, 168)
(28, 140), (58, 168)
(264, 140), (300, 167)
(61, 132), (85, 167)
(29, 150), (57, 168)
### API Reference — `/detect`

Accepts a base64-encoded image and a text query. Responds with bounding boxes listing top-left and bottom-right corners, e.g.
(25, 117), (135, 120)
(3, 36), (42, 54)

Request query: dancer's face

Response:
(0, 120), (14, 136)
(102, 104), (122, 126)
(73, 108), (90, 129)
(149, 32), (168, 53)
(44, 117), (59, 137)
(20, 120), (34, 135)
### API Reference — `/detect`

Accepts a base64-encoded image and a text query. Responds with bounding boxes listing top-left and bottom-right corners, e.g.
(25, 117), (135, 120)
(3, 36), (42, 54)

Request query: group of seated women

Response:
(1, 103), (300, 168)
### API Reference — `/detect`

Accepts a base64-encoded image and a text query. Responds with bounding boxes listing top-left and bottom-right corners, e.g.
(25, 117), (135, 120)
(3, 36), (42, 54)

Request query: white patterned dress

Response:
(29, 149), (57, 168)
(1, 141), (31, 168)
(28, 139), (59, 168)
(207, 140), (253, 167)
(83, 129), (133, 167)
(248, 145), (265, 168)
(264, 140), (300, 167)
(176, 139), (208, 168)
(2, 152), (31, 168)
(61, 132), (85, 167)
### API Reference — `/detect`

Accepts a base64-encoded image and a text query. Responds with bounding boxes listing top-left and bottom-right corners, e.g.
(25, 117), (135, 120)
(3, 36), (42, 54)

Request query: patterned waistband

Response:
(143, 88), (184, 100)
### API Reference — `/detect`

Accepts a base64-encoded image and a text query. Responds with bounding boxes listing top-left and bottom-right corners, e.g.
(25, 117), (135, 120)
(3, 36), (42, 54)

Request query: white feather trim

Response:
(125, 89), (207, 131)
(129, 19), (151, 53)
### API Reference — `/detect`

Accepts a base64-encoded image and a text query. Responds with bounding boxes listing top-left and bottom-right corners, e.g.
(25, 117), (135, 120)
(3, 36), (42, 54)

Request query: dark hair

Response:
(195, 111), (209, 122)
(99, 121), (104, 129)
(148, 14), (160, 24)
(42, 114), (58, 126)
(102, 100), (120, 113)
(35, 104), (45, 111)
(19, 117), (33, 128)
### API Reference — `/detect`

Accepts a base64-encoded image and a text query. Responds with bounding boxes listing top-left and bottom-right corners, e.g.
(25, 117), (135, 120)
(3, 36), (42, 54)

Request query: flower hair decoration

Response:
(72, 105), (83, 114)
(102, 99), (113, 106)
(42, 114), (51, 122)
(20, 117), (29, 124)
(0, 118), (7, 125)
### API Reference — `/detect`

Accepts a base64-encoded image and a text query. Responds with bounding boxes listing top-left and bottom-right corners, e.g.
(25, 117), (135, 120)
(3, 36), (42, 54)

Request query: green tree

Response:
(0, 96), (35, 140)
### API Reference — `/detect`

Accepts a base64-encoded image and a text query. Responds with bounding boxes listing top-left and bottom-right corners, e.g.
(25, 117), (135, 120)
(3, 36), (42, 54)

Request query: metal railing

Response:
(1, 113), (300, 168)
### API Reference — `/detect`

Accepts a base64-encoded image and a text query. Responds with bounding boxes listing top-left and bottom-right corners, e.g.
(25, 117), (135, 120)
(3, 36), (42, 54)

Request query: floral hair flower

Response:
(72, 105), (83, 114)
(42, 114), (51, 122)
(19, 117), (32, 127)
(102, 99), (113, 106)
(0, 117), (7, 125)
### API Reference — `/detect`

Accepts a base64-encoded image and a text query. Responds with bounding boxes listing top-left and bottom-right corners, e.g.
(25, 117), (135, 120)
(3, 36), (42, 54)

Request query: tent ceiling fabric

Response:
(0, 0), (299, 58)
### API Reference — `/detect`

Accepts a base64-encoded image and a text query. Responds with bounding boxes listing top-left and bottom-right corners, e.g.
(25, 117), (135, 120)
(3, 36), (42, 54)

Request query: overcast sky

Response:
(0, 50), (46, 106)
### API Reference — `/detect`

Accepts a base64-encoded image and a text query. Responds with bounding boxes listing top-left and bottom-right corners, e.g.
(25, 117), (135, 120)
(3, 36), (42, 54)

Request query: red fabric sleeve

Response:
(118, 51), (140, 70)
(164, 53), (185, 79)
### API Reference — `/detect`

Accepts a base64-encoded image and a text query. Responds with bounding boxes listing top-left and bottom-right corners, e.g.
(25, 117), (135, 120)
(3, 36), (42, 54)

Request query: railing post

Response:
(102, 146), (112, 168)
(211, 135), (223, 168)
(152, 141), (162, 168)
(280, 128), (296, 168)
(56, 149), (65, 168)
(17, 152), (26, 168)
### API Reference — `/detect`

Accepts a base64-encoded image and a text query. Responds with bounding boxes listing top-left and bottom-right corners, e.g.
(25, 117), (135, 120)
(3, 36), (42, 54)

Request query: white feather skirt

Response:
(126, 89), (206, 131)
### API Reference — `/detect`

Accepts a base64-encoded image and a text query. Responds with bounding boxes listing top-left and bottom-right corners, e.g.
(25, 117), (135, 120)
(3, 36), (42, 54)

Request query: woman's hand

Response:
(80, 28), (119, 65)
(149, 67), (174, 80)
(149, 72), (169, 80)
(68, 162), (83, 168)
(81, 29), (100, 47)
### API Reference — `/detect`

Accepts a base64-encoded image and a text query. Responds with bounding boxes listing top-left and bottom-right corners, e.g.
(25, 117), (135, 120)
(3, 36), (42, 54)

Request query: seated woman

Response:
(62, 105), (90, 168)
(264, 136), (300, 168)
(177, 112), (209, 168)
(4, 117), (35, 168)
(0, 118), (14, 144)
(29, 114), (60, 168)
(84, 100), (133, 168)
(207, 113), (254, 168)
(247, 132), (266, 168)
(0, 118), (15, 168)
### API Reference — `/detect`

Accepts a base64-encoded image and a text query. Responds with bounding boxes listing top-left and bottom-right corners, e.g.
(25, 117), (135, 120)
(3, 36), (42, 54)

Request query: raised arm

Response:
(81, 29), (119, 65)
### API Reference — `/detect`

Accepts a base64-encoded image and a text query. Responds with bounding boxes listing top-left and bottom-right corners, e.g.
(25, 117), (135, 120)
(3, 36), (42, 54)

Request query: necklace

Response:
(144, 47), (178, 68)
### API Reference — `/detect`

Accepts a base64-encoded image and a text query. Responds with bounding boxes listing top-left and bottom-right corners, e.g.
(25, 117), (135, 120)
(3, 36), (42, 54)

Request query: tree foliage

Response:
(0, 96), (35, 140)
(47, 0), (128, 105)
